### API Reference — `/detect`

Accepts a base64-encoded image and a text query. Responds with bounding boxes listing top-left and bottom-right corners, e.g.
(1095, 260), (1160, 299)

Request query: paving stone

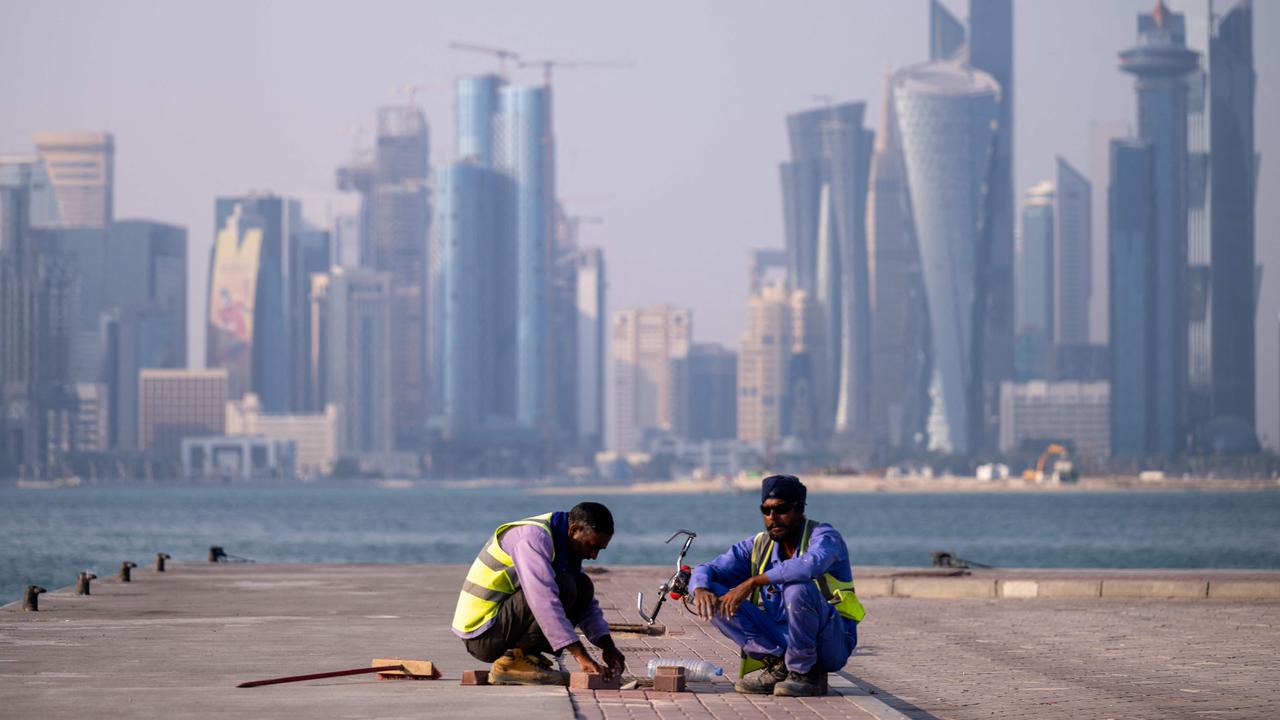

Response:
(6, 563), (1278, 719)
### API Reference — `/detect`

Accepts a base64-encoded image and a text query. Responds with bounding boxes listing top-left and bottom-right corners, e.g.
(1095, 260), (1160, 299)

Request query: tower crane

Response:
(516, 58), (635, 86)
(449, 41), (522, 74)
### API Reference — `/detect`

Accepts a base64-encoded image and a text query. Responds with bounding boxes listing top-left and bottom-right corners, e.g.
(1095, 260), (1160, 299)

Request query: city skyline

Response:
(2, 0), (1278, 448)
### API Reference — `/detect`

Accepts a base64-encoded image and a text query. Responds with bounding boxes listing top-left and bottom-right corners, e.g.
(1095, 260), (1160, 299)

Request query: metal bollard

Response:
(155, 553), (171, 572)
(119, 561), (138, 582)
(76, 572), (97, 595)
(209, 546), (227, 563)
(22, 585), (47, 611)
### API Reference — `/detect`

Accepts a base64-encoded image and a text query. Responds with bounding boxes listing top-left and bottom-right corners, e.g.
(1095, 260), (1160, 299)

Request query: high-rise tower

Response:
(32, 132), (113, 228)
(498, 84), (555, 431)
(1115, 0), (1200, 457)
(868, 76), (931, 450)
(612, 306), (691, 452)
(1018, 181), (1055, 381)
(207, 196), (298, 411)
(1109, 139), (1158, 458)
(1168, 0), (1257, 434)
(893, 60), (1001, 455)
(779, 102), (873, 449)
(929, 0), (966, 61)
(969, 0), (1015, 391)
(1055, 158), (1092, 347)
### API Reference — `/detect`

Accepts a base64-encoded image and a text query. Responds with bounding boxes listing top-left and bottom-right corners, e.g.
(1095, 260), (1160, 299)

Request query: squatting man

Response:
(451, 502), (625, 685)
(449, 480), (862, 694)
(690, 474), (865, 697)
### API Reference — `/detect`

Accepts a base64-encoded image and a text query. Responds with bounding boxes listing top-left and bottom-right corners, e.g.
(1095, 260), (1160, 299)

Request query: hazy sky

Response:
(2, 0), (1277, 446)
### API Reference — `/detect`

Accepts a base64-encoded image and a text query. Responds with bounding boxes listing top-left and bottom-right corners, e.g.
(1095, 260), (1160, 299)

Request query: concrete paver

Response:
(3, 563), (1279, 719)
(845, 596), (1280, 719)
(0, 564), (570, 719)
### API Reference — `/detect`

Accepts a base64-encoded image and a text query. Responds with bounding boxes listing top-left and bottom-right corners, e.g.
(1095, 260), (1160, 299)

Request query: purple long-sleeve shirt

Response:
(454, 524), (610, 651)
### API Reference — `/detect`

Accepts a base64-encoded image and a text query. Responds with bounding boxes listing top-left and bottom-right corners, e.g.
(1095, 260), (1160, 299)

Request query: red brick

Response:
(569, 672), (620, 690)
(459, 670), (489, 686)
(652, 673), (686, 692)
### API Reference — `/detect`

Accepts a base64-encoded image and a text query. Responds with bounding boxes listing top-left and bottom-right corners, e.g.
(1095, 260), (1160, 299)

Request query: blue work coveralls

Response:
(689, 522), (858, 674)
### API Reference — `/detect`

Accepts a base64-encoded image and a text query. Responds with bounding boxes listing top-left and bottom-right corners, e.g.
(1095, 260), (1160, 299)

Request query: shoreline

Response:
(532, 474), (1280, 495)
(7, 474), (1279, 494)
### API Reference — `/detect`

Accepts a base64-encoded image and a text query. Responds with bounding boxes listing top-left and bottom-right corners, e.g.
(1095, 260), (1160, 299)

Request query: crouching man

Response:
(451, 502), (626, 685)
(690, 475), (865, 696)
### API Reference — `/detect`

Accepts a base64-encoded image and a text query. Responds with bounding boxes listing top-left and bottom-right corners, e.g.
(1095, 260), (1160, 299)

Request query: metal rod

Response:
(237, 665), (403, 688)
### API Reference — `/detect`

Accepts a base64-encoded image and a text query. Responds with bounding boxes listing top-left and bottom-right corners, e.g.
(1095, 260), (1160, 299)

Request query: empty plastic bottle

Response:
(645, 658), (724, 681)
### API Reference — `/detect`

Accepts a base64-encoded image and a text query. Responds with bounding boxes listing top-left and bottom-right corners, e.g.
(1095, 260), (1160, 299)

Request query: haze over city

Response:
(2, 0), (1278, 482)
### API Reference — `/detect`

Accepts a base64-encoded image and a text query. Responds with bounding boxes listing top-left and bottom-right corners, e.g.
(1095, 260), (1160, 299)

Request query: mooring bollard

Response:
(76, 572), (97, 595)
(155, 553), (171, 572)
(119, 561), (138, 582)
(22, 585), (47, 611)
(209, 546), (227, 563)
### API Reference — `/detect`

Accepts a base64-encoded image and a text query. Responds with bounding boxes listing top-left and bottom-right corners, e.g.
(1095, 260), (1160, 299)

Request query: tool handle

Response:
(237, 665), (403, 688)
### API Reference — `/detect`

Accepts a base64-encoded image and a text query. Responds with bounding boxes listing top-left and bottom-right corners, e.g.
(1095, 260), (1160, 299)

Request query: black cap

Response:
(761, 474), (806, 504)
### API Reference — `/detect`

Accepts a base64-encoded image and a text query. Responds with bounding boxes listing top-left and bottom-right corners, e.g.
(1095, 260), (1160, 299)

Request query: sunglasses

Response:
(759, 502), (797, 517)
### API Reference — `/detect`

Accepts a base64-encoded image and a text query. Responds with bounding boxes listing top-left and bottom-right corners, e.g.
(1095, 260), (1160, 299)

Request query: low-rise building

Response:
(138, 368), (227, 460)
(181, 434), (296, 481)
(999, 380), (1110, 461)
(226, 393), (338, 476)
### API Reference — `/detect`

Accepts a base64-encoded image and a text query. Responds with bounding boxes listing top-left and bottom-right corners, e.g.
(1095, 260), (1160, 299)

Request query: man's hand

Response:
(719, 575), (769, 620)
(601, 645), (626, 677)
(595, 635), (627, 679)
(566, 641), (609, 679)
(692, 587), (719, 620)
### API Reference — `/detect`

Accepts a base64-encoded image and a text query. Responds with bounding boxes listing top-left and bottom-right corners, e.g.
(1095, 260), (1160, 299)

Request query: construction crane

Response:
(449, 41), (522, 74)
(517, 58), (635, 86)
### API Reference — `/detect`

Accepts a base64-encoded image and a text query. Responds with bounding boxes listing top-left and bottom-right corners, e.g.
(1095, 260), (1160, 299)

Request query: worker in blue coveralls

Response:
(689, 474), (865, 697)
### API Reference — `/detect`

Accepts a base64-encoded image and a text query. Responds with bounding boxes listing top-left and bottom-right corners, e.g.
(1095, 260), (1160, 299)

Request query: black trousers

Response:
(464, 573), (594, 663)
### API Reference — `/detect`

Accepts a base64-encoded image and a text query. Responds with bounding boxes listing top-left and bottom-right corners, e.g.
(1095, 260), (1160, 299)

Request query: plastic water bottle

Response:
(645, 658), (724, 681)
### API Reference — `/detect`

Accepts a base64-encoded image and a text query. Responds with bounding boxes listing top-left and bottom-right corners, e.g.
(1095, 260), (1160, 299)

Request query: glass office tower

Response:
(1109, 139), (1157, 458)
(1118, 1), (1199, 456)
(1169, 0), (1257, 433)
(893, 60), (1001, 455)
(207, 196), (295, 411)
(1018, 181), (1054, 381)
(779, 102), (873, 445)
(498, 84), (554, 430)
(968, 0), (1016, 393)
(436, 162), (516, 435)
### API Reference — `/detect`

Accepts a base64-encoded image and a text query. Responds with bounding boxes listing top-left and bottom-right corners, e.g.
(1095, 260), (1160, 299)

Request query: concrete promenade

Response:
(3, 562), (1279, 719)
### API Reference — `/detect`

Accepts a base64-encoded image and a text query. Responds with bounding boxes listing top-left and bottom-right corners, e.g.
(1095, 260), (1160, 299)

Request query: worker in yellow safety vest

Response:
(451, 502), (626, 685)
(690, 475), (865, 697)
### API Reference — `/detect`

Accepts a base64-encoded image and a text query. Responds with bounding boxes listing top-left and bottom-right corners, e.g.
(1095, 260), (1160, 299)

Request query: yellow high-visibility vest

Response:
(451, 513), (555, 635)
(749, 518), (866, 623)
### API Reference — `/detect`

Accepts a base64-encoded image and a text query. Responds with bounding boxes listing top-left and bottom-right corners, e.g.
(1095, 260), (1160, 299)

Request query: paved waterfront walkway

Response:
(3, 563), (1279, 719)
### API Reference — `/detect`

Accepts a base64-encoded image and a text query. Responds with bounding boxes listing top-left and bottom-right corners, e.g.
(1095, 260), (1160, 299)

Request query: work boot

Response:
(489, 649), (569, 686)
(733, 655), (787, 694)
(773, 668), (825, 697)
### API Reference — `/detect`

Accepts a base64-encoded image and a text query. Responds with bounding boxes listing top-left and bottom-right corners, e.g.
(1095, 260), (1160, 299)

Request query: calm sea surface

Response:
(3, 486), (1279, 604)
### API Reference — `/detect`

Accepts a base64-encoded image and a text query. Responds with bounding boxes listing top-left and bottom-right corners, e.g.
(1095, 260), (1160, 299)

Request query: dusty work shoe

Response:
(733, 656), (787, 694)
(489, 649), (569, 686)
(773, 669), (825, 697)
(525, 652), (557, 669)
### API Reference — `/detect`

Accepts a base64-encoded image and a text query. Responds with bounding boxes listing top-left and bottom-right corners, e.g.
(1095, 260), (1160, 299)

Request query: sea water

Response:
(3, 485), (1279, 604)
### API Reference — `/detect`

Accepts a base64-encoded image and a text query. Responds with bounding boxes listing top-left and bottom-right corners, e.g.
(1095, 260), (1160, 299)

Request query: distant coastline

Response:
(8, 474), (1278, 494)
(531, 474), (1280, 495)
